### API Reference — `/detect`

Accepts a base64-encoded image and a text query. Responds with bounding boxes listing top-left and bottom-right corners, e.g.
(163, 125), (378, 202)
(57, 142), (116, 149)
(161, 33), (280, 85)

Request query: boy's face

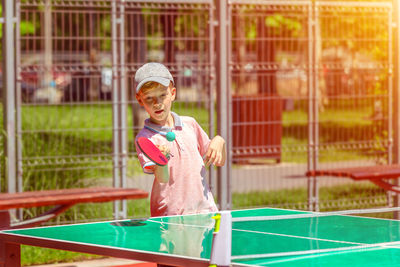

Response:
(136, 84), (176, 126)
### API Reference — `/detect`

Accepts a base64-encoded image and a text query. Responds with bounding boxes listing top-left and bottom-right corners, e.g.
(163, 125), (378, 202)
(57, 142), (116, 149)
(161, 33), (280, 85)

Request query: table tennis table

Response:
(2, 207), (400, 267)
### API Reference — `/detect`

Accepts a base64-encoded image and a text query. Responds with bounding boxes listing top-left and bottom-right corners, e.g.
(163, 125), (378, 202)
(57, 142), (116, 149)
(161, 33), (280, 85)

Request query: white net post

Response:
(209, 211), (232, 267)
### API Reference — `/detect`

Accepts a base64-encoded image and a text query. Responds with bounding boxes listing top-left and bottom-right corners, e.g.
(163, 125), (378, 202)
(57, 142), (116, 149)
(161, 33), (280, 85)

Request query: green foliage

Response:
(319, 5), (388, 63)
(174, 10), (209, 51)
(319, 183), (384, 202)
(100, 16), (112, 51)
(0, 5), (35, 61)
(21, 246), (103, 266)
(20, 21), (36, 36)
(232, 188), (307, 210)
(265, 14), (302, 37)
(1, 7), (35, 37)
(233, 183), (386, 211)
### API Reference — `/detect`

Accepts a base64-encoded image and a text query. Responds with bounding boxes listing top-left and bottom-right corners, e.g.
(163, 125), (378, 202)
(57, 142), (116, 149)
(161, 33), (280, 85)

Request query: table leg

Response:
(307, 175), (319, 211)
(393, 178), (400, 219)
(0, 211), (10, 230)
(0, 240), (21, 267)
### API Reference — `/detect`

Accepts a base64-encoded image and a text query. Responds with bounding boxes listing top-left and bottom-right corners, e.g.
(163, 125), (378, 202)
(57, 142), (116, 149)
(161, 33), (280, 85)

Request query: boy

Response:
(134, 62), (226, 218)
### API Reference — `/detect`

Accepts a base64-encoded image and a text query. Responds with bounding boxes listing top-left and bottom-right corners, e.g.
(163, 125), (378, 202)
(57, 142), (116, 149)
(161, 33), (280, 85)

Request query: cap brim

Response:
(136, 77), (171, 93)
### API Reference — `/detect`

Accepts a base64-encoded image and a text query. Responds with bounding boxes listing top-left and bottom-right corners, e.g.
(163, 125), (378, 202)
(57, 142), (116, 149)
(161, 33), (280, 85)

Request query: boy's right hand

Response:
(157, 145), (170, 160)
(154, 145), (170, 183)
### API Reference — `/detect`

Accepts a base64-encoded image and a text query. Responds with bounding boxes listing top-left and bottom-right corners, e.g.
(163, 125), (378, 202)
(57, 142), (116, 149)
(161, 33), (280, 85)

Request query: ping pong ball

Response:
(166, 131), (175, 142)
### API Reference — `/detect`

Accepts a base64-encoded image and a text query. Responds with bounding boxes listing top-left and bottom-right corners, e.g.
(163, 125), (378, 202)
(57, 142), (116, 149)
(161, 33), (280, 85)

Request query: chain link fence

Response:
(1, 0), (398, 223)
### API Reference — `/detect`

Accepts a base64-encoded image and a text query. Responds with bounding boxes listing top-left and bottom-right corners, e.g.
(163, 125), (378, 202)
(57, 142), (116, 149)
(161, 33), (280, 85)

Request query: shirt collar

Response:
(144, 111), (182, 134)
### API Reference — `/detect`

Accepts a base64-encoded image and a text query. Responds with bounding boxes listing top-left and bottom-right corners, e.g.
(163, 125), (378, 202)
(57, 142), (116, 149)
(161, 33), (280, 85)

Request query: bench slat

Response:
(0, 187), (148, 210)
(306, 164), (400, 180)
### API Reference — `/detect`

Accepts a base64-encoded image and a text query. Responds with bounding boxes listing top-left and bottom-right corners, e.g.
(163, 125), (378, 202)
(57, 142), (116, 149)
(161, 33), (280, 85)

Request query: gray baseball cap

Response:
(135, 62), (174, 93)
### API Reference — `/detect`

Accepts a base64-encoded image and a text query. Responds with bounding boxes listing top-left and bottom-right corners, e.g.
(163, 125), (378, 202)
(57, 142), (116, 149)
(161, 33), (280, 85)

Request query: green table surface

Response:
(4, 208), (400, 266)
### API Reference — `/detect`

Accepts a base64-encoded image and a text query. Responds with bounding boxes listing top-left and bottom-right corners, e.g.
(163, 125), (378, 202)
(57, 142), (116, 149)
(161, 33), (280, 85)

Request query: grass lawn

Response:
(7, 103), (377, 195)
(17, 103), (377, 166)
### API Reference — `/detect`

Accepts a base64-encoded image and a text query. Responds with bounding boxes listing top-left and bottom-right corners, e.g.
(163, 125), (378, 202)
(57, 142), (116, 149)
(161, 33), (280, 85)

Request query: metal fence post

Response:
(15, 0), (22, 196)
(111, 0), (127, 220)
(15, 0), (23, 221)
(394, 0), (400, 164)
(388, 5), (394, 166)
(111, 0), (121, 219)
(216, 0), (231, 210)
(307, 1), (318, 211)
(208, 5), (216, 196)
(2, 0), (17, 194)
(387, 2), (395, 209)
(118, 0), (128, 218)
(392, 0), (400, 214)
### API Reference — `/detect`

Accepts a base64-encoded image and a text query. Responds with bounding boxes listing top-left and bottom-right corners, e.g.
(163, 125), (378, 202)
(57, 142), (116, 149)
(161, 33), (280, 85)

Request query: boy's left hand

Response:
(204, 135), (226, 167)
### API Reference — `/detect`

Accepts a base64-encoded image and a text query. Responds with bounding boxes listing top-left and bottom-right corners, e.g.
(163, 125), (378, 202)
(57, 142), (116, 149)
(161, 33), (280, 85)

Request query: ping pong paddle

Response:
(136, 137), (168, 166)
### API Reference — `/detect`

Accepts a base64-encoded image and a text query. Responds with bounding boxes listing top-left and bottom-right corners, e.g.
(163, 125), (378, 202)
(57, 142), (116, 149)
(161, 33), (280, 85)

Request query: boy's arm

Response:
(154, 145), (170, 183)
(204, 135), (226, 167)
(154, 165), (170, 183)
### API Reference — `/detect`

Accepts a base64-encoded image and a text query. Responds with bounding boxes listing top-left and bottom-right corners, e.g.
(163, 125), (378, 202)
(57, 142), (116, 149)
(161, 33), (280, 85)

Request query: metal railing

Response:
(1, 0), (399, 223)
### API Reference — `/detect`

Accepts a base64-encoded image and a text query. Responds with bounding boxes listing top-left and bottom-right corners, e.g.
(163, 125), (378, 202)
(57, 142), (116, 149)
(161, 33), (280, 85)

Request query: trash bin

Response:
(232, 94), (282, 163)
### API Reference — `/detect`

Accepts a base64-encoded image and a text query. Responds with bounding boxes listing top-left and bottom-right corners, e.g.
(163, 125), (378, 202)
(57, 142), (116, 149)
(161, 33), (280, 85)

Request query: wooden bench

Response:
(0, 187), (148, 230)
(306, 164), (400, 194)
